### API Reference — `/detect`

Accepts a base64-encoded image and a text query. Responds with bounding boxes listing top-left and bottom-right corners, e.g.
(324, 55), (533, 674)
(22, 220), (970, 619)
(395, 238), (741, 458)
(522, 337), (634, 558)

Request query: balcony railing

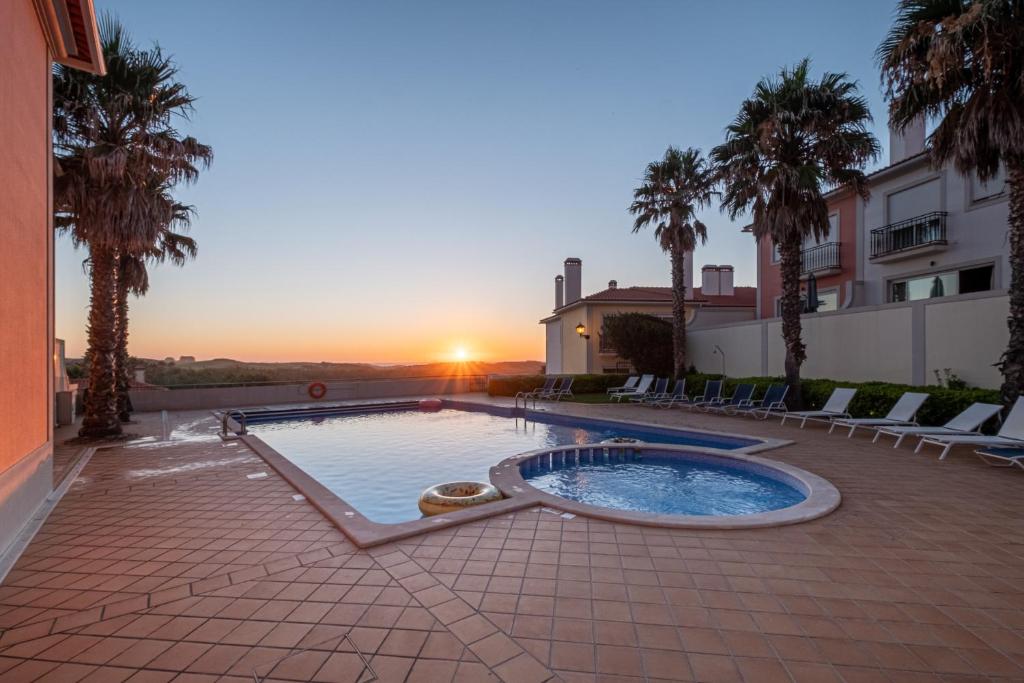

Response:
(800, 242), (841, 275)
(870, 211), (948, 259)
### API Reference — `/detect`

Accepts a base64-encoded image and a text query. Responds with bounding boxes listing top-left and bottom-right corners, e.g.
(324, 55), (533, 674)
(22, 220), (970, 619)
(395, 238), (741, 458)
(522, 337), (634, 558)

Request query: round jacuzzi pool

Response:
(492, 444), (840, 529)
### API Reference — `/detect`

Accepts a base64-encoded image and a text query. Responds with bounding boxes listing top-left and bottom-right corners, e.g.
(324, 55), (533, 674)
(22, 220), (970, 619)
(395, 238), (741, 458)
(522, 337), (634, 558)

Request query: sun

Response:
(453, 346), (469, 361)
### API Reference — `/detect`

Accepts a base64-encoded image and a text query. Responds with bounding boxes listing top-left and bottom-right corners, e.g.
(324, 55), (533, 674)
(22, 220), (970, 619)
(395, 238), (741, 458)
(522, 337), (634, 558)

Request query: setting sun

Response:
(453, 346), (469, 361)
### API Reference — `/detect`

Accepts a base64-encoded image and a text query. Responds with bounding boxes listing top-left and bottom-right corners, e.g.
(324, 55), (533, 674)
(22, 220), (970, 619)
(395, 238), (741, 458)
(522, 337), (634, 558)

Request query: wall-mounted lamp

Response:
(575, 323), (590, 339)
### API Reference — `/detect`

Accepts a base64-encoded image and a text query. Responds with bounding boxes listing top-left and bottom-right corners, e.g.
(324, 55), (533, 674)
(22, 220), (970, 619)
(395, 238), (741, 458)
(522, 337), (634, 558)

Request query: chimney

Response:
(134, 368), (146, 384)
(701, 265), (720, 296)
(554, 275), (564, 309)
(608, 280), (617, 289)
(564, 258), (582, 304)
(719, 265), (734, 296)
(889, 117), (925, 164)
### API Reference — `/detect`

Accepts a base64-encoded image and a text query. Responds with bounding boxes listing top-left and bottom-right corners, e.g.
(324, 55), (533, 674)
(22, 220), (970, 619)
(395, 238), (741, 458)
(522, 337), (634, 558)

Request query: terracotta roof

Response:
(575, 286), (756, 308)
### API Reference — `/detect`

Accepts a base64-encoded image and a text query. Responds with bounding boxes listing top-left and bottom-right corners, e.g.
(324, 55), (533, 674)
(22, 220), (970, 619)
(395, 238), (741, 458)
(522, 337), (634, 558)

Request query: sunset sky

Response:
(56, 0), (899, 363)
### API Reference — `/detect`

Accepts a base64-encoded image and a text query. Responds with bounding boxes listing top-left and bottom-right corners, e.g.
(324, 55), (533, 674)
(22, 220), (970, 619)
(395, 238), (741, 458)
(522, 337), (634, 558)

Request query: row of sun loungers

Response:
(608, 374), (1024, 468)
(516, 376), (574, 402)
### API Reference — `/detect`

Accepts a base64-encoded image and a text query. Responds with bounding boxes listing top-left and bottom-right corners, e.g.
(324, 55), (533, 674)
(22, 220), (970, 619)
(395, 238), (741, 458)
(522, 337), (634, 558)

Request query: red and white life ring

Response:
(308, 382), (327, 399)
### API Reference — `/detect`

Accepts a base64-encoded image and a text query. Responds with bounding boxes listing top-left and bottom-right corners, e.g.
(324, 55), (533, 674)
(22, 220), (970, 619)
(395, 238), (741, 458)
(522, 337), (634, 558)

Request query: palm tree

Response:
(629, 147), (717, 378)
(712, 60), (879, 407)
(878, 0), (1024, 406)
(53, 17), (212, 437)
(114, 201), (197, 422)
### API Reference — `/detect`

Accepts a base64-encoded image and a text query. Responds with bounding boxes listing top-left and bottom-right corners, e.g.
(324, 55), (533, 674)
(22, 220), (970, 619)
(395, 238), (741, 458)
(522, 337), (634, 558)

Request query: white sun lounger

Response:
(828, 392), (929, 437)
(873, 402), (1002, 448)
(607, 376), (639, 395)
(631, 377), (669, 403)
(780, 388), (856, 428)
(974, 446), (1024, 469)
(611, 375), (653, 402)
(915, 397), (1024, 459)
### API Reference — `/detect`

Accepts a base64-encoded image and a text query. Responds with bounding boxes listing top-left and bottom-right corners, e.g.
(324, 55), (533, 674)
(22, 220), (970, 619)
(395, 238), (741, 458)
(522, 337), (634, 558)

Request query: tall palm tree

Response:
(712, 60), (879, 406)
(114, 201), (197, 422)
(878, 0), (1024, 405)
(629, 147), (717, 378)
(54, 17), (212, 437)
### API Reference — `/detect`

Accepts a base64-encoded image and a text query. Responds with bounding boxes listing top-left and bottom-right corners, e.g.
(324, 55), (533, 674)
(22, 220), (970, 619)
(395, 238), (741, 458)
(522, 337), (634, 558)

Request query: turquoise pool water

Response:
(521, 451), (806, 516)
(246, 407), (758, 523)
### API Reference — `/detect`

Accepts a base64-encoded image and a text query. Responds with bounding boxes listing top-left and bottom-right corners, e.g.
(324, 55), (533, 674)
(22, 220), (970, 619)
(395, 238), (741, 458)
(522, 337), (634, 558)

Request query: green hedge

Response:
(488, 372), (1002, 430)
(488, 374), (629, 397)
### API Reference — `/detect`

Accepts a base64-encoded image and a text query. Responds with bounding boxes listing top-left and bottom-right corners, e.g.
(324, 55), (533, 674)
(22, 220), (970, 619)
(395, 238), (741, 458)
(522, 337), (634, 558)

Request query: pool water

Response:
(247, 407), (755, 523)
(522, 452), (806, 516)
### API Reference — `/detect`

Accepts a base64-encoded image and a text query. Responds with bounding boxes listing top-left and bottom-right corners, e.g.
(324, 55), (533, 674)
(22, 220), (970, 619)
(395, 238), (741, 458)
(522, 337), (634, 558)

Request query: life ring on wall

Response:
(308, 382), (327, 399)
(418, 481), (502, 516)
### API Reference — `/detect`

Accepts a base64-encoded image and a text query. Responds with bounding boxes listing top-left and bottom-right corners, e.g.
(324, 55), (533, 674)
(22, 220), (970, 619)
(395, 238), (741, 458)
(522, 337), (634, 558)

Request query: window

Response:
(970, 167), (1007, 203)
(771, 241), (780, 263)
(814, 290), (839, 312)
(804, 213), (839, 248)
(890, 264), (993, 303)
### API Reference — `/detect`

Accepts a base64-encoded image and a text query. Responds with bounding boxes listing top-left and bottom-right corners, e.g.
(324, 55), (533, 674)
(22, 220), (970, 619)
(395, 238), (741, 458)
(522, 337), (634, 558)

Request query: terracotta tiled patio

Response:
(2, 399), (1023, 682)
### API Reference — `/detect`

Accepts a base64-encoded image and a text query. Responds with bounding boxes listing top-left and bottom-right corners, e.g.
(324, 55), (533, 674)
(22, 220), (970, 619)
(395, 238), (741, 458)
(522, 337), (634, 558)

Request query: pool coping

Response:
(489, 443), (842, 530)
(227, 399), (827, 547)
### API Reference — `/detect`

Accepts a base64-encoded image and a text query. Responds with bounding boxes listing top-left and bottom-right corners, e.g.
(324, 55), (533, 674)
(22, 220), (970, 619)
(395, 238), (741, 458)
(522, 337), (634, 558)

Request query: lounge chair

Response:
(828, 392), (929, 437)
(547, 376), (575, 401)
(873, 402), (1002, 448)
(974, 446), (1024, 469)
(780, 388), (856, 428)
(915, 397), (1024, 459)
(516, 377), (556, 401)
(630, 377), (669, 403)
(654, 380), (688, 408)
(611, 375), (653, 402)
(729, 384), (789, 419)
(703, 383), (756, 413)
(607, 376), (639, 395)
(682, 379), (723, 411)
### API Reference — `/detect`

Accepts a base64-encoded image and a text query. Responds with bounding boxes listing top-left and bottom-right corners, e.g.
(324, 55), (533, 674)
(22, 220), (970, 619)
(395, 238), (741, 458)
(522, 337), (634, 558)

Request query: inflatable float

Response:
(418, 481), (502, 516)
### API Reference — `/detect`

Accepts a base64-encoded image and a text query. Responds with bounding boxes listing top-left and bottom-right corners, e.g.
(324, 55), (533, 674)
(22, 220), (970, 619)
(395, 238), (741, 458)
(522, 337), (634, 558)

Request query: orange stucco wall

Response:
(757, 192), (858, 317)
(0, 0), (51, 474)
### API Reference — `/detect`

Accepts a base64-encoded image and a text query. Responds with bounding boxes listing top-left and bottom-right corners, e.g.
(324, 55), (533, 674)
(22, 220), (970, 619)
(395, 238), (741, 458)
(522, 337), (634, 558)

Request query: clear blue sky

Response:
(56, 0), (900, 363)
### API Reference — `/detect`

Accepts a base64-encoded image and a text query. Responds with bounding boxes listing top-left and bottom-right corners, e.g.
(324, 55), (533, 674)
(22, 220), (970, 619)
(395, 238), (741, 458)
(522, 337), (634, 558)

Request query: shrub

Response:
(488, 374), (628, 397)
(601, 313), (673, 376)
(680, 373), (1002, 430)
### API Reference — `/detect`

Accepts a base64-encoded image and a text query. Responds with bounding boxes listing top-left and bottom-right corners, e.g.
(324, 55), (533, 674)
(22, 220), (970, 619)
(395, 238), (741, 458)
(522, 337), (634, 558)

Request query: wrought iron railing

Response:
(870, 211), (948, 258)
(800, 242), (841, 275)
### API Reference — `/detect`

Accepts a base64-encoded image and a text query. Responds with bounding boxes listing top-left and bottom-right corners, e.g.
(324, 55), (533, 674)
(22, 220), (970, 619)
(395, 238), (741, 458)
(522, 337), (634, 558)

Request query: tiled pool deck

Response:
(1, 397), (1023, 682)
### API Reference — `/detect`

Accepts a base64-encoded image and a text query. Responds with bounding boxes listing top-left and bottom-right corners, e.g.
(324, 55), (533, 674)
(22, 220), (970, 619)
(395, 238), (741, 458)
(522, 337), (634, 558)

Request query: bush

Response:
(601, 313), (673, 376)
(488, 374), (628, 397)
(680, 373), (1002, 430)
(490, 372), (1002, 430)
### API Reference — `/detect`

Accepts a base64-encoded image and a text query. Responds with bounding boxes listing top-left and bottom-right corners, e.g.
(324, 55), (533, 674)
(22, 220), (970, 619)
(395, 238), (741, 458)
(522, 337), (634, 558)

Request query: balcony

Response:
(870, 211), (948, 262)
(800, 242), (841, 279)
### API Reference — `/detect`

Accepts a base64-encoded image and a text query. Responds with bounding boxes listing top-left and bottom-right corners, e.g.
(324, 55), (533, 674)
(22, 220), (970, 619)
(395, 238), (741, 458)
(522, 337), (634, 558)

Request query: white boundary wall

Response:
(687, 291), (1008, 389)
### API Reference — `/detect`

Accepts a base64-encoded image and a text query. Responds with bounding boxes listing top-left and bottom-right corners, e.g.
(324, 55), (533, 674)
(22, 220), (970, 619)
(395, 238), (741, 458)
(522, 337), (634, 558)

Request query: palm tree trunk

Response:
(114, 259), (132, 422)
(1001, 162), (1024, 407)
(779, 237), (806, 408)
(79, 246), (122, 438)
(669, 238), (688, 379)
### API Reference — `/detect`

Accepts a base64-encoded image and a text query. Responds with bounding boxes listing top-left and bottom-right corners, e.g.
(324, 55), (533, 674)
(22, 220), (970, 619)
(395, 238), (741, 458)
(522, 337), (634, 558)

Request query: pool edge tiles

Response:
(491, 443), (841, 530)
(228, 399), (818, 547)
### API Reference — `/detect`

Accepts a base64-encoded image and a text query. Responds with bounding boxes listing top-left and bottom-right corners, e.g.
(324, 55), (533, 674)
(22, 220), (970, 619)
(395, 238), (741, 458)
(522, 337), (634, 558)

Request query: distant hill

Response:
(67, 357), (544, 387)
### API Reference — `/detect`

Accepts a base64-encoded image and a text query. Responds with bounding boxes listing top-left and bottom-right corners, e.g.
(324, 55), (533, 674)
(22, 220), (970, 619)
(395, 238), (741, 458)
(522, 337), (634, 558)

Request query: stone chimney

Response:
(564, 258), (582, 305)
(608, 280), (617, 289)
(134, 368), (146, 384)
(719, 265), (734, 295)
(889, 117), (925, 164)
(554, 275), (564, 309)
(701, 265), (720, 296)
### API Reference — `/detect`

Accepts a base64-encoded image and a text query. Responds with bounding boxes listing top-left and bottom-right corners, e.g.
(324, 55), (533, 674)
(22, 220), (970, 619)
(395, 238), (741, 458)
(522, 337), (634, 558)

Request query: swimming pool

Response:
(521, 449), (806, 516)
(244, 404), (758, 523)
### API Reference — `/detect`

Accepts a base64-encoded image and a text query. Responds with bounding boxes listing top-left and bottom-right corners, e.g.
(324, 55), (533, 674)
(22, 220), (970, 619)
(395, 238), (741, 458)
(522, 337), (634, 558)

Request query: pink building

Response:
(0, 0), (103, 562)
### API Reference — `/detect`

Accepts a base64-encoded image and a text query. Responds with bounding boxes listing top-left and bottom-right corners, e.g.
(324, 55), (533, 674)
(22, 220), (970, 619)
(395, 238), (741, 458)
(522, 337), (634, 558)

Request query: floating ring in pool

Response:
(419, 481), (502, 516)
(418, 398), (443, 411)
(601, 437), (643, 445)
(308, 382), (327, 399)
